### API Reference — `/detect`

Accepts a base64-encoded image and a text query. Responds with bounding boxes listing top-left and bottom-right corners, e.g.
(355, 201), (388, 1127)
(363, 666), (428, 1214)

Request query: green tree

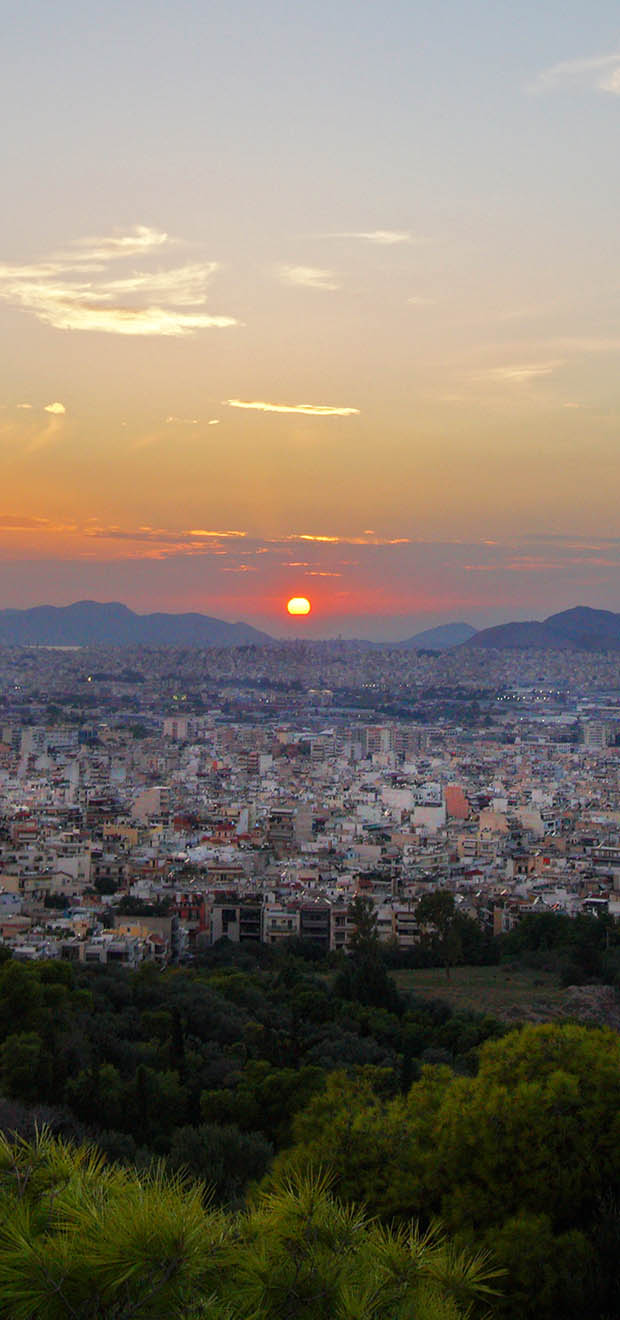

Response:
(0, 1030), (52, 1103)
(168, 1122), (273, 1204)
(416, 892), (462, 979)
(335, 896), (403, 1013)
(201, 1060), (324, 1144)
(277, 1023), (620, 1319)
(348, 894), (379, 958)
(0, 1129), (499, 1320)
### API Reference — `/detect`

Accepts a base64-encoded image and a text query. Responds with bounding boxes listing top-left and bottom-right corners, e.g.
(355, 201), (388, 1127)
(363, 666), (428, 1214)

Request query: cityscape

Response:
(2, 639), (620, 969)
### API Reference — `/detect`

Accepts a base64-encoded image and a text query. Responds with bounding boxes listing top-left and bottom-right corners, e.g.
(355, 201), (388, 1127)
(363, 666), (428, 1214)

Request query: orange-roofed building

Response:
(444, 786), (471, 820)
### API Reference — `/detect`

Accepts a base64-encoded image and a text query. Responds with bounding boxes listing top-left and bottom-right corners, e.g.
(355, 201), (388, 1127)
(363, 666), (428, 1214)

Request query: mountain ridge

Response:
(395, 621), (477, 651)
(464, 606), (620, 651)
(0, 600), (274, 647)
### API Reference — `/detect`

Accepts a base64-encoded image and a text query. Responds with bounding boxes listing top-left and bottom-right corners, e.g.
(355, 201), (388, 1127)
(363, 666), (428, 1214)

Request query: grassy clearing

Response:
(392, 963), (566, 1021)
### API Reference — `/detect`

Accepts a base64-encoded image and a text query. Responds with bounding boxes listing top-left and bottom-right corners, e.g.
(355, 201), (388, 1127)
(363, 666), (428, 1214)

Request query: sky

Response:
(2, 0), (620, 639)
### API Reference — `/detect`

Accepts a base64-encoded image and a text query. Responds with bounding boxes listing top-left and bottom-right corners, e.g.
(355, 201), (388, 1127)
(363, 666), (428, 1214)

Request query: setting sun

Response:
(286, 596), (311, 616)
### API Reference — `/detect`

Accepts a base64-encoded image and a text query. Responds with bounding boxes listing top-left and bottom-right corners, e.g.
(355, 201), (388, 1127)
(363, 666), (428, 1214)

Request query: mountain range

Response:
(0, 601), (273, 647)
(394, 622), (478, 650)
(464, 606), (620, 651)
(0, 601), (619, 651)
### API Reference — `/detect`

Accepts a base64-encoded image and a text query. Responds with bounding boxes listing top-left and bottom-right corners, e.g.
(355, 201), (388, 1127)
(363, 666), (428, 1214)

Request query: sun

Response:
(287, 596), (311, 616)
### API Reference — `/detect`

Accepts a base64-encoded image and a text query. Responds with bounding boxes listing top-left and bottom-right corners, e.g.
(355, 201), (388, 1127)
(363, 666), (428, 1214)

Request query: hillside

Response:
(395, 621), (477, 650)
(0, 600), (273, 647)
(465, 605), (620, 651)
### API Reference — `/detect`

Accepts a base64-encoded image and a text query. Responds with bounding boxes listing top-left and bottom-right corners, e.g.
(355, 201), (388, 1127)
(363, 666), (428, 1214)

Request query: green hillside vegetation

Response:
(1, 909), (620, 1317)
(274, 1022), (620, 1320)
(0, 943), (503, 1187)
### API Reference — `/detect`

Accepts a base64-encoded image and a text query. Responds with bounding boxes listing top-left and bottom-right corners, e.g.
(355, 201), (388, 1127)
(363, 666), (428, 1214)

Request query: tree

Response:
(0, 1129), (499, 1320)
(168, 1122), (273, 1205)
(348, 895), (379, 958)
(0, 1030), (52, 1103)
(416, 891), (462, 979)
(335, 896), (403, 1013)
(277, 1022), (620, 1320)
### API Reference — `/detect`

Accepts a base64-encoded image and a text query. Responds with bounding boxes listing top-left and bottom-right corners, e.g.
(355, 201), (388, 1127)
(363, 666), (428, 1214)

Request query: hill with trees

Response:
(0, 925), (619, 1316)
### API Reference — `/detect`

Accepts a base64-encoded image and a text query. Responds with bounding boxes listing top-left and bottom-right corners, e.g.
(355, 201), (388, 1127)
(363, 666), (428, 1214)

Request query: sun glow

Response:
(286, 596), (311, 616)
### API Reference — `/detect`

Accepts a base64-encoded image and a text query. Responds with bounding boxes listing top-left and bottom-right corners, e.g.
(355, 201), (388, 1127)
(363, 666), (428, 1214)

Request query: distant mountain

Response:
(0, 601), (273, 647)
(396, 622), (478, 651)
(465, 606), (620, 652)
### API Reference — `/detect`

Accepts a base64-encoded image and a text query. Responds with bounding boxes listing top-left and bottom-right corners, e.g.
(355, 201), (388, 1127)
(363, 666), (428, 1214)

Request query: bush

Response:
(0, 1129), (499, 1319)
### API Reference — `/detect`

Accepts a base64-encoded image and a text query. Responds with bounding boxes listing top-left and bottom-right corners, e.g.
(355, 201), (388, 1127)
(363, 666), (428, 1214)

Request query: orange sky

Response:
(2, 4), (620, 636)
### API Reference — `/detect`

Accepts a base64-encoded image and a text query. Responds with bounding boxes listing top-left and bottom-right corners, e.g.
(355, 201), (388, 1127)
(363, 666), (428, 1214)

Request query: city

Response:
(2, 642), (620, 970)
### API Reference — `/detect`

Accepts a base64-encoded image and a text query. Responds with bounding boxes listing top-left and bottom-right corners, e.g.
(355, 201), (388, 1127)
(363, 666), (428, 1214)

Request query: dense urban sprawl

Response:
(1, 641), (620, 965)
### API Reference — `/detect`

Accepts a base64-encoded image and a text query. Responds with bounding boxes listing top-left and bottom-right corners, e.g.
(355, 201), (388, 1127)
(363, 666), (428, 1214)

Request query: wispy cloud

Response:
(165, 416), (198, 425)
(0, 515), (77, 532)
(79, 524), (247, 559)
(45, 307), (237, 335)
(55, 225), (171, 262)
(44, 401), (66, 415)
(279, 265), (341, 291)
(475, 361), (562, 384)
(92, 263), (221, 305)
(532, 50), (620, 95)
(0, 227), (239, 336)
(186, 528), (246, 539)
(278, 533), (411, 546)
(16, 403), (32, 410)
(327, 230), (417, 245)
(225, 398), (360, 416)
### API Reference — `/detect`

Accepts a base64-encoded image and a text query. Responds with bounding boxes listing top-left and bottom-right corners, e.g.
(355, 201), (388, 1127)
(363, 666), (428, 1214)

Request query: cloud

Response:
(0, 515), (76, 532)
(328, 230), (416, 245)
(186, 528), (246, 538)
(208, 419), (220, 426)
(0, 228), (239, 337)
(51, 307), (236, 336)
(532, 50), (620, 95)
(91, 262), (220, 306)
(279, 265), (341, 291)
(408, 296), (436, 306)
(78, 524), (247, 559)
(165, 416), (198, 425)
(278, 533), (411, 546)
(43, 401), (66, 415)
(224, 399), (360, 416)
(16, 402), (32, 410)
(475, 361), (562, 383)
(55, 225), (171, 262)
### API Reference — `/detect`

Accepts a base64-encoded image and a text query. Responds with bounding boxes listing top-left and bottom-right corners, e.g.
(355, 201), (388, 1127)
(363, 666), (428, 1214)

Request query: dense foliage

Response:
(0, 1129), (500, 1319)
(0, 945), (502, 1200)
(499, 910), (620, 986)
(274, 1022), (620, 1320)
(3, 926), (620, 1317)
